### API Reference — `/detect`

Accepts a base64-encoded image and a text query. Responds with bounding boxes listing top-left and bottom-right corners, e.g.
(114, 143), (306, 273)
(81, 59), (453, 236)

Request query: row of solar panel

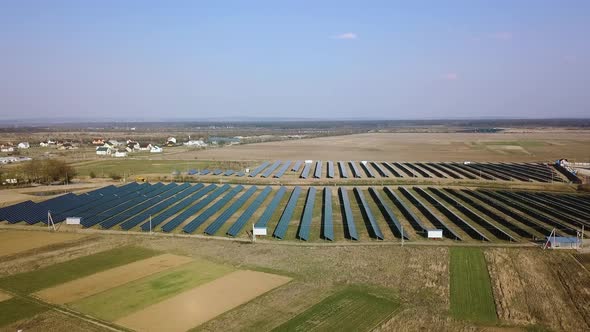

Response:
(245, 160), (565, 183)
(2, 183), (589, 242)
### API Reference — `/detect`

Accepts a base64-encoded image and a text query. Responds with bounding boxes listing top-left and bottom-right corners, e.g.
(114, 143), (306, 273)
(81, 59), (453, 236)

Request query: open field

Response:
(35, 253), (193, 304)
(71, 258), (235, 321)
(167, 132), (590, 162)
(272, 286), (399, 331)
(0, 297), (48, 328)
(0, 246), (158, 294)
(0, 232), (587, 331)
(0, 290), (12, 302)
(115, 270), (291, 332)
(0, 230), (86, 257)
(449, 247), (497, 324)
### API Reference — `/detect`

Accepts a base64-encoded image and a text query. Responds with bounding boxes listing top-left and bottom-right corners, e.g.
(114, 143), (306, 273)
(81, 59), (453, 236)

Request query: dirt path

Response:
(0, 230), (86, 257)
(115, 270), (291, 332)
(35, 254), (193, 304)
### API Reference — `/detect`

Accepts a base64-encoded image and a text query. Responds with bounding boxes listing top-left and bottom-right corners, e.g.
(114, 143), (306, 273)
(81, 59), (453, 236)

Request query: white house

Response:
(17, 142), (30, 149)
(108, 139), (123, 147)
(183, 140), (207, 147)
(113, 150), (128, 158)
(150, 145), (163, 153)
(167, 137), (177, 144)
(0, 145), (15, 153)
(96, 146), (112, 155)
(138, 143), (152, 151)
(40, 141), (49, 147)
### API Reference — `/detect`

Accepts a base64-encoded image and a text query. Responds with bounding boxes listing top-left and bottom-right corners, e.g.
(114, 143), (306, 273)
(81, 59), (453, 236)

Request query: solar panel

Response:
(300, 162), (312, 179)
(382, 163), (402, 178)
(200, 169), (211, 175)
(212, 169), (223, 175)
(273, 186), (302, 239)
(353, 188), (383, 240)
(314, 161), (322, 179)
(248, 161), (271, 177)
(297, 187), (317, 241)
(204, 186), (258, 235)
(223, 170), (235, 176)
(383, 187), (428, 234)
(360, 162), (375, 178)
(327, 161), (335, 178)
(323, 188), (334, 241)
(349, 161), (362, 178)
(291, 160), (303, 172)
(227, 186), (273, 236)
(414, 187), (489, 241)
(261, 161), (282, 178)
(139, 184), (212, 231)
(255, 187), (288, 228)
(368, 188), (407, 239)
(161, 184), (229, 232)
(338, 161), (348, 178)
(273, 161), (292, 178)
(183, 185), (244, 233)
(370, 162), (388, 177)
(338, 188), (358, 240)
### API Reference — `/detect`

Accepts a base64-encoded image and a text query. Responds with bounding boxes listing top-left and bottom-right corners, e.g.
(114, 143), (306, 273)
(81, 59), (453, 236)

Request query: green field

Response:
(449, 247), (497, 324)
(0, 297), (48, 327)
(0, 246), (158, 294)
(73, 159), (253, 177)
(70, 258), (234, 321)
(272, 286), (399, 332)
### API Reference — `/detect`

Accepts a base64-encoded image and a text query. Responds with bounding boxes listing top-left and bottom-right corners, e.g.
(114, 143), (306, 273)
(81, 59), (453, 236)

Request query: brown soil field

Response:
(35, 254), (193, 304)
(0, 230), (86, 258)
(0, 290), (11, 302)
(3, 309), (112, 332)
(115, 270), (291, 332)
(174, 132), (590, 162)
(485, 248), (590, 331)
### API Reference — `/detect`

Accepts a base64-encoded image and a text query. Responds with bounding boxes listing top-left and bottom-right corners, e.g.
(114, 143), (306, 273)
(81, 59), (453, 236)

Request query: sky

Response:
(0, 0), (589, 120)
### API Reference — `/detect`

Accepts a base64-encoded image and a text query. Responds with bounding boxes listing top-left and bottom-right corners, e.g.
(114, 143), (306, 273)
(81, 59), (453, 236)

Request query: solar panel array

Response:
(2, 182), (588, 244)
(241, 160), (566, 183)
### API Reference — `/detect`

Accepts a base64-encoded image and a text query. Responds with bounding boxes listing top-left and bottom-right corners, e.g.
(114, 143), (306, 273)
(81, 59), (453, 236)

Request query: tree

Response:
(19, 159), (77, 184)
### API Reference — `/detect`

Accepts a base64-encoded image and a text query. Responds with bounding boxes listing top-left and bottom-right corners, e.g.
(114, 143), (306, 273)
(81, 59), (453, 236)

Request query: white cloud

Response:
(333, 32), (357, 40)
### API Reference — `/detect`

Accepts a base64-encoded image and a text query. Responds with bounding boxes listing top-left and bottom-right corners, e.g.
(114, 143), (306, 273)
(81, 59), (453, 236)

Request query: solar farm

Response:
(189, 159), (576, 183)
(1, 177), (588, 243)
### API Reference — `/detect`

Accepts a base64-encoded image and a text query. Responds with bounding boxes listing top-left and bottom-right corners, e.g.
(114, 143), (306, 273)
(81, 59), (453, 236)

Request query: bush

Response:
(110, 173), (122, 180)
(89, 171), (96, 179)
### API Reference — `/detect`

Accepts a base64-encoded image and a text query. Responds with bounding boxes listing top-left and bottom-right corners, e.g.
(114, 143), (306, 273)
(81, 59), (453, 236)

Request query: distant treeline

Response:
(1, 118), (589, 133)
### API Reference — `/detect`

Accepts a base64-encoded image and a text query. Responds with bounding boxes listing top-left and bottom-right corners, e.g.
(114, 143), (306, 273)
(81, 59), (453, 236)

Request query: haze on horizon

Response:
(1, 1), (589, 121)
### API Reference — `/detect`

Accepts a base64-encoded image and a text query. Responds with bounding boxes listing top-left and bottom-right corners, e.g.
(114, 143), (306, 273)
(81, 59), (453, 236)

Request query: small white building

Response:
(17, 142), (30, 149)
(138, 143), (152, 151)
(40, 141), (49, 147)
(113, 150), (128, 158)
(167, 137), (177, 144)
(183, 140), (207, 147)
(0, 145), (15, 153)
(108, 139), (123, 147)
(96, 146), (112, 155)
(150, 145), (163, 153)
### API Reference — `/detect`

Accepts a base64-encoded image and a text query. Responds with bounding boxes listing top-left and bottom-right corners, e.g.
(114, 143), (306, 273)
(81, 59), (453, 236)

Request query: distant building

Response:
(113, 150), (128, 158)
(126, 141), (140, 151)
(92, 138), (106, 145)
(96, 146), (112, 155)
(138, 143), (152, 151)
(183, 140), (207, 147)
(0, 145), (15, 153)
(40, 141), (49, 147)
(108, 139), (123, 147)
(17, 142), (30, 149)
(167, 137), (177, 144)
(150, 145), (163, 153)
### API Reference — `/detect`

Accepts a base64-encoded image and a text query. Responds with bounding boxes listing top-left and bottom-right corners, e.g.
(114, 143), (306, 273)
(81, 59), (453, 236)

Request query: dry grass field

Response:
(173, 131), (590, 162)
(0, 231), (589, 331)
(0, 230), (86, 257)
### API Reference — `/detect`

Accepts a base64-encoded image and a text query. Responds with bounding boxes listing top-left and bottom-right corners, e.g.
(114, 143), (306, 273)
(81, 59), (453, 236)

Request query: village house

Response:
(96, 146), (112, 156)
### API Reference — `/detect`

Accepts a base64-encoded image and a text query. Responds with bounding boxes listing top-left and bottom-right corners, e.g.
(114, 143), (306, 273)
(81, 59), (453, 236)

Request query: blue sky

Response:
(1, 1), (589, 120)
